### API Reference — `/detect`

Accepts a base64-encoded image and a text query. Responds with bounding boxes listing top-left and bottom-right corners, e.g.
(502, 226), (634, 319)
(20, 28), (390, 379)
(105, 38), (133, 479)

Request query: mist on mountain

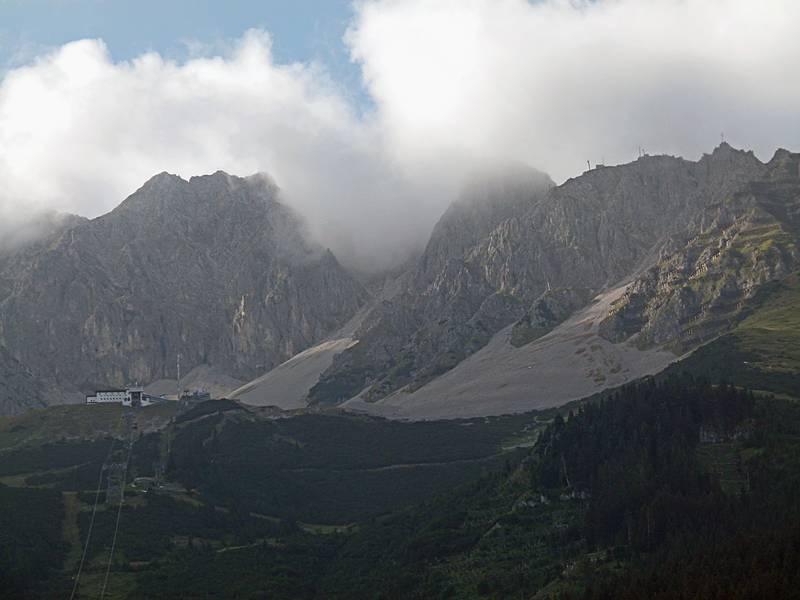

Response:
(1, 0), (799, 271)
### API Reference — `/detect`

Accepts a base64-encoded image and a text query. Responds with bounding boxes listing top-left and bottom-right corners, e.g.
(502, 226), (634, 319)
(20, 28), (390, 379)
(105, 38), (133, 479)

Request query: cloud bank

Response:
(0, 30), (443, 269)
(1, 0), (799, 269)
(352, 0), (800, 178)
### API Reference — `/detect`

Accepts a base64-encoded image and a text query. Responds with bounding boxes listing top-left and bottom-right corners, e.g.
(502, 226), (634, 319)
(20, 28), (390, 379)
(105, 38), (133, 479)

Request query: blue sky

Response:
(0, 0), (363, 94)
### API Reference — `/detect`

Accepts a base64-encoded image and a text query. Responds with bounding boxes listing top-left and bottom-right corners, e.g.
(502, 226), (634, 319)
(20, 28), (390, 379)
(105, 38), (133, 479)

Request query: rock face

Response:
(0, 346), (51, 414)
(308, 166), (555, 404)
(309, 144), (787, 406)
(599, 149), (800, 350)
(509, 287), (594, 347)
(342, 284), (677, 420)
(0, 171), (367, 413)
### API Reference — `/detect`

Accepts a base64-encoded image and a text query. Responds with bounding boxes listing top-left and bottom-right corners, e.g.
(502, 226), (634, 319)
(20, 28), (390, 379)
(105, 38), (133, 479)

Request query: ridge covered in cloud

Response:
(0, 30), (442, 269)
(1, 0), (799, 269)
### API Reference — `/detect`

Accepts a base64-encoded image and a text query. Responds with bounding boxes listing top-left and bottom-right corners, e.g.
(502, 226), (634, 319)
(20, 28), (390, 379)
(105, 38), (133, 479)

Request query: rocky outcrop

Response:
(0, 171), (367, 413)
(510, 287), (594, 347)
(599, 149), (800, 350)
(0, 346), (50, 415)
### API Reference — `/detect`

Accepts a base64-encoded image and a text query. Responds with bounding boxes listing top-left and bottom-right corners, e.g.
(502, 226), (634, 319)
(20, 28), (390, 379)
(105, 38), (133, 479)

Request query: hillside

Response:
(343, 283), (676, 419)
(318, 376), (800, 599)
(0, 398), (549, 598)
(661, 271), (800, 397)
(228, 274), (404, 409)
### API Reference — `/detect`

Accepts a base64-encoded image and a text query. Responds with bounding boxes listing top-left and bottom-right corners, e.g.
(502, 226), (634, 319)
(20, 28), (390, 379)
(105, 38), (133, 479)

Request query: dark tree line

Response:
(530, 376), (800, 599)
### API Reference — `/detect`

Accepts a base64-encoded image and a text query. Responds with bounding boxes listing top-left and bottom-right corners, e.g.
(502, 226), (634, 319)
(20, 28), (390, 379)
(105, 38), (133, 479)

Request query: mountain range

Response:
(0, 143), (798, 416)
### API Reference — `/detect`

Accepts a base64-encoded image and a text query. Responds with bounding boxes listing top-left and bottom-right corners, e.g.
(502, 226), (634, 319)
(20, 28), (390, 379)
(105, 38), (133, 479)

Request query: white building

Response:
(86, 389), (128, 404)
(86, 386), (162, 407)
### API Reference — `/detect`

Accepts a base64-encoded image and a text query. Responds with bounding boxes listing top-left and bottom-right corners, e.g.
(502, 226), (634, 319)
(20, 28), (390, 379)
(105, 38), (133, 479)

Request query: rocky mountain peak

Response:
(693, 141), (761, 170)
(455, 164), (553, 210)
(148, 170), (184, 182)
(0, 170), (368, 413)
(100, 169), (309, 265)
(116, 170), (279, 219)
(766, 148), (800, 181)
(138, 170), (187, 193)
(708, 140), (743, 157)
(414, 165), (554, 288)
(697, 142), (765, 183)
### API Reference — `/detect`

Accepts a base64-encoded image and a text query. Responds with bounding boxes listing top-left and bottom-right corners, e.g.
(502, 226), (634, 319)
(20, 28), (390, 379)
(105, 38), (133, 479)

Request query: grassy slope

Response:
(0, 402), (180, 450)
(734, 272), (800, 375)
(668, 272), (800, 397)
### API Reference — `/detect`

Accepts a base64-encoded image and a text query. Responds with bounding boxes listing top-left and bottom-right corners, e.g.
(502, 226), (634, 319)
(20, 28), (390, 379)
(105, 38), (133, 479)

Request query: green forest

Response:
(1, 375), (799, 598)
(311, 376), (800, 599)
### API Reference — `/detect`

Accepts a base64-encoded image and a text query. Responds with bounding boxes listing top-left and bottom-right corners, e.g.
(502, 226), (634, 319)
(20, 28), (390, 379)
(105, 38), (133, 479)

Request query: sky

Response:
(0, 1), (361, 89)
(1, 0), (799, 270)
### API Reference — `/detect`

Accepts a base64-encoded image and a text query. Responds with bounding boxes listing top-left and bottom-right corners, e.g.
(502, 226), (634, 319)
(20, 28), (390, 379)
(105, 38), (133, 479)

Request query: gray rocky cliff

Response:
(599, 148), (800, 350)
(0, 171), (367, 413)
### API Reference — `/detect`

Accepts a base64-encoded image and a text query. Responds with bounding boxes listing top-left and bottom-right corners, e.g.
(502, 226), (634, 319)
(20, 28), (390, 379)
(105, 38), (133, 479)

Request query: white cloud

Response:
(1, 1), (799, 269)
(350, 0), (800, 179)
(0, 29), (447, 269)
